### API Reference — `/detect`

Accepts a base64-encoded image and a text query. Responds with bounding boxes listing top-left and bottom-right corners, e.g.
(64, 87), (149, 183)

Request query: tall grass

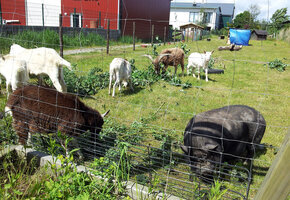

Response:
(0, 29), (108, 53)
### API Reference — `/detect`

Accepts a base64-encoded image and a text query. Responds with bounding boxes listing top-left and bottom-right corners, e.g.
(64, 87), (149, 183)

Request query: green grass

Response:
(64, 36), (289, 199)
(1, 35), (289, 199)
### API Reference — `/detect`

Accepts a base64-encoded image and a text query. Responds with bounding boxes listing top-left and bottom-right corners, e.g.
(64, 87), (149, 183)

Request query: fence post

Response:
(192, 28), (194, 41)
(186, 28), (189, 42)
(174, 29), (176, 45)
(59, 14), (63, 58)
(98, 11), (101, 28)
(151, 24), (154, 46)
(133, 21), (135, 51)
(42, 4), (44, 27)
(106, 19), (110, 55)
(163, 26), (166, 45)
(254, 130), (290, 200)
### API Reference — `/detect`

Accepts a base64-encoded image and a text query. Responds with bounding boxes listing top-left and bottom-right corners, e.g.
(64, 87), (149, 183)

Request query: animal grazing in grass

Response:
(5, 85), (109, 153)
(144, 48), (185, 76)
(109, 58), (134, 97)
(9, 44), (72, 92)
(181, 105), (266, 180)
(187, 51), (214, 82)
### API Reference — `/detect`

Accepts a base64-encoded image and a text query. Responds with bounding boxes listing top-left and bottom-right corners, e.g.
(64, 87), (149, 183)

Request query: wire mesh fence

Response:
(0, 1), (289, 200)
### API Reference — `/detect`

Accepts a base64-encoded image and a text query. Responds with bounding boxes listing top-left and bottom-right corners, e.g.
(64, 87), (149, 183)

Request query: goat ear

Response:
(181, 145), (189, 154)
(101, 110), (110, 118)
(203, 50), (206, 54)
(211, 50), (214, 54)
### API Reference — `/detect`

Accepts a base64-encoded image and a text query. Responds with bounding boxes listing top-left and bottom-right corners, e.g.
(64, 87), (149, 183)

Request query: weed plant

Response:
(265, 58), (288, 72)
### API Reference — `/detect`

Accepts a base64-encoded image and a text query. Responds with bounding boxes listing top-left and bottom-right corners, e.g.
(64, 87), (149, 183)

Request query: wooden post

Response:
(192, 28), (194, 42)
(163, 26), (166, 45)
(42, 4), (44, 27)
(174, 29), (176, 45)
(133, 21), (135, 51)
(106, 19), (110, 55)
(151, 24), (154, 47)
(59, 14), (63, 58)
(254, 130), (290, 200)
(181, 29), (185, 41)
(186, 28), (189, 42)
(98, 11), (101, 28)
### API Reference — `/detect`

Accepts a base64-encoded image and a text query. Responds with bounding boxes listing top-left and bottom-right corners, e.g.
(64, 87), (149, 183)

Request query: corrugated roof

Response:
(252, 30), (268, 36)
(171, 2), (235, 16)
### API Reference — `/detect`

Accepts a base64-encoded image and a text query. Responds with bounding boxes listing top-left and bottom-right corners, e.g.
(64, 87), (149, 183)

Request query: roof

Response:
(179, 23), (204, 29)
(252, 30), (268, 36)
(171, 2), (235, 16)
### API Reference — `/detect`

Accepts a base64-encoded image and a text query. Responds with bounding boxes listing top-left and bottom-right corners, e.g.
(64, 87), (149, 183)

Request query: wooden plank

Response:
(254, 129), (290, 200)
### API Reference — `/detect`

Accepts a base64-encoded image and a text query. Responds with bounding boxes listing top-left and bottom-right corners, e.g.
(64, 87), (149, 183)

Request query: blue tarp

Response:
(230, 29), (251, 46)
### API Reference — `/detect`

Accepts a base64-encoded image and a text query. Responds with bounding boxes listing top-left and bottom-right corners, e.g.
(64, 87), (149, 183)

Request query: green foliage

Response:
(208, 180), (228, 200)
(233, 11), (252, 29)
(0, 29), (107, 53)
(44, 66), (109, 96)
(265, 58), (288, 72)
(0, 116), (17, 146)
(179, 41), (191, 55)
(268, 8), (290, 34)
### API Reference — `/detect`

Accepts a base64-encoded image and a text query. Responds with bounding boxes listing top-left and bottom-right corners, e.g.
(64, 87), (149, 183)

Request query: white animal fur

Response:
(0, 55), (29, 95)
(9, 44), (72, 92)
(187, 51), (214, 82)
(108, 58), (134, 97)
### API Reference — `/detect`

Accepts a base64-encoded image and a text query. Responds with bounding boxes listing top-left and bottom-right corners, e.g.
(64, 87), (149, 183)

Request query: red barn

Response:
(0, 0), (26, 25)
(0, 0), (171, 39)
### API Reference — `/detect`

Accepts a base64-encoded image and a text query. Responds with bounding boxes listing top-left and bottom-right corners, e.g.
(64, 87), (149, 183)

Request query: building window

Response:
(70, 13), (82, 28)
(189, 12), (199, 23)
(205, 12), (213, 23)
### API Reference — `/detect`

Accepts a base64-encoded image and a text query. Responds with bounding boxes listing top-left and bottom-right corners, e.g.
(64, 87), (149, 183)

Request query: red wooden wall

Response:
(120, 0), (171, 40)
(0, 0), (26, 25)
(61, 0), (119, 29)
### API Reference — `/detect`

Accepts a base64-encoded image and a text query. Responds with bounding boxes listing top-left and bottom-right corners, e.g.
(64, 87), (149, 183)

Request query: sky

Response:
(172, 0), (290, 21)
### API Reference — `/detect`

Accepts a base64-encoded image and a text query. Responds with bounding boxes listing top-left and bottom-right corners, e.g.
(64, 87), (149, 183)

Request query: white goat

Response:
(187, 51), (214, 82)
(0, 55), (29, 95)
(9, 44), (72, 92)
(108, 58), (134, 97)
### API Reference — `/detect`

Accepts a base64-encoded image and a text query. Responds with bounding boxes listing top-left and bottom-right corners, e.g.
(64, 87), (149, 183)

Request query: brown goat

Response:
(144, 48), (185, 76)
(5, 85), (109, 146)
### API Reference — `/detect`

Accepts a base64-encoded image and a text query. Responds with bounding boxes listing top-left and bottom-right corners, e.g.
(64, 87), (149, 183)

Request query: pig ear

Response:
(181, 145), (189, 154)
(203, 143), (218, 151)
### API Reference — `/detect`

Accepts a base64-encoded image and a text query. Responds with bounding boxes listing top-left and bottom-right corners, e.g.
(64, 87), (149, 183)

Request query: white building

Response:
(25, 0), (61, 26)
(170, 2), (235, 30)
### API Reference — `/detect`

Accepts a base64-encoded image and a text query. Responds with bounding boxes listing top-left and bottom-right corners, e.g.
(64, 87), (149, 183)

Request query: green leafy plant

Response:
(179, 41), (191, 55)
(265, 58), (288, 72)
(208, 180), (228, 200)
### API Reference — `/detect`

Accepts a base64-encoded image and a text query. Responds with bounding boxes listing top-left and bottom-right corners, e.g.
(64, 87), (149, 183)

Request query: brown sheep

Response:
(5, 85), (109, 148)
(144, 48), (185, 76)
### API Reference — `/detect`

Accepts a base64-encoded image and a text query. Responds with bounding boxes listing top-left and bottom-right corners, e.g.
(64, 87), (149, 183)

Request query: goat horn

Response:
(101, 110), (110, 118)
(158, 54), (170, 62)
(142, 54), (154, 62)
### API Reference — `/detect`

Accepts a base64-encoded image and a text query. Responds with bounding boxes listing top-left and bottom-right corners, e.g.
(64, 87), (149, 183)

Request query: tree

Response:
(268, 8), (290, 34)
(233, 11), (251, 29)
(248, 4), (261, 28)
(248, 4), (261, 22)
